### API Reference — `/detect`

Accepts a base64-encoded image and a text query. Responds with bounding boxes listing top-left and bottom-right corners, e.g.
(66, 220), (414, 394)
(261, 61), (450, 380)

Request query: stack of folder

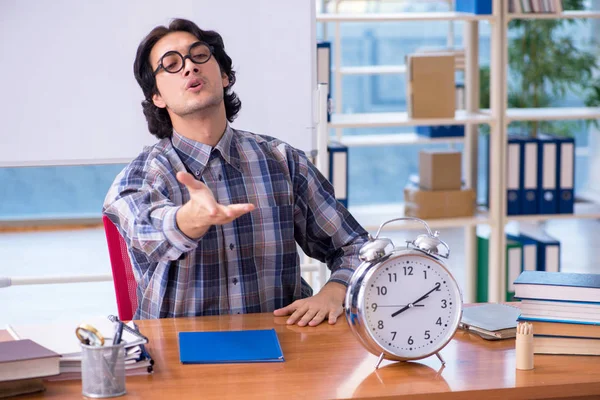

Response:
(477, 227), (561, 302)
(515, 271), (600, 355)
(504, 134), (575, 216)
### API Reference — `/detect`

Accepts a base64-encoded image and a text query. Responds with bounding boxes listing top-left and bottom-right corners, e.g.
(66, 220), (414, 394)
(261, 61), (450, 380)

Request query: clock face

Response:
(361, 253), (462, 359)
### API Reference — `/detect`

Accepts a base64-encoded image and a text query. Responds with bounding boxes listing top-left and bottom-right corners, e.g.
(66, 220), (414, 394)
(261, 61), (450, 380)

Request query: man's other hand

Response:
(273, 282), (346, 327)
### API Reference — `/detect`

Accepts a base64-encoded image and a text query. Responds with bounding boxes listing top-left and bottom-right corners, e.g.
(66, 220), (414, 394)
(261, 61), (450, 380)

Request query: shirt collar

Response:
(171, 125), (241, 176)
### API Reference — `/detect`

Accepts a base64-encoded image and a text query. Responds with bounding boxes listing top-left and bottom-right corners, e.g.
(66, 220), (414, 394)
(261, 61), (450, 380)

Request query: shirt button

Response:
(194, 170), (201, 176)
(232, 278), (238, 285)
(218, 174), (222, 181)
(229, 243), (234, 250)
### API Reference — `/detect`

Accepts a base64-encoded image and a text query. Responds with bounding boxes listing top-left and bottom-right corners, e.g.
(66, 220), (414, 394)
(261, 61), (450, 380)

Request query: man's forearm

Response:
(176, 202), (211, 239)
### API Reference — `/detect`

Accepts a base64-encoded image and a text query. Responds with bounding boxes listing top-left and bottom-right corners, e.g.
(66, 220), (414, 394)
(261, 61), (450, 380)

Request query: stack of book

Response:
(0, 339), (60, 398)
(6, 316), (154, 378)
(515, 271), (600, 355)
(510, 0), (564, 14)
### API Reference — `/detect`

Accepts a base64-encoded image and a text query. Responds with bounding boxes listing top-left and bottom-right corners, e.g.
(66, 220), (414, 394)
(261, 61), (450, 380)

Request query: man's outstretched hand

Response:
(176, 171), (255, 239)
(274, 282), (346, 327)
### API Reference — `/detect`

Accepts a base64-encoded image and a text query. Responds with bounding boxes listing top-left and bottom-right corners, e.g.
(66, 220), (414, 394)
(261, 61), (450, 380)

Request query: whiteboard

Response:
(0, 0), (316, 166)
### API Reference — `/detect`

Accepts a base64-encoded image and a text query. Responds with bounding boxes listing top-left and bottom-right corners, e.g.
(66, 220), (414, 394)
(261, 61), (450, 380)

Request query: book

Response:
(519, 299), (600, 324)
(0, 378), (45, 398)
(514, 271), (600, 303)
(178, 329), (284, 364)
(459, 303), (521, 340)
(534, 335), (600, 356)
(517, 318), (600, 339)
(0, 340), (60, 382)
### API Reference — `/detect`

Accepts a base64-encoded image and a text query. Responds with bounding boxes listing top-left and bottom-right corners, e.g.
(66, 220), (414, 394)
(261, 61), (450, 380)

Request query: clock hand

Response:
(374, 305), (425, 308)
(391, 282), (440, 318)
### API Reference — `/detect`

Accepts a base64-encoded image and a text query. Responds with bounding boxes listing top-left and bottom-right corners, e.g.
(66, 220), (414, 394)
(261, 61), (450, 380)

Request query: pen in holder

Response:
(516, 322), (534, 371)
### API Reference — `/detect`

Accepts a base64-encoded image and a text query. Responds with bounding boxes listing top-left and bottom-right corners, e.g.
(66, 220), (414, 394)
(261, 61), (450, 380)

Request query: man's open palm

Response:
(176, 171), (255, 238)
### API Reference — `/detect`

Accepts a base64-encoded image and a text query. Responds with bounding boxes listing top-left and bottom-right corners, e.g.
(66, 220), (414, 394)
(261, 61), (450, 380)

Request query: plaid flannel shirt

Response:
(103, 126), (368, 319)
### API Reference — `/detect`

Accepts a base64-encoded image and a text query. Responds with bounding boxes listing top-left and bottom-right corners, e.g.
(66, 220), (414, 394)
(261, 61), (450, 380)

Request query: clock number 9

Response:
(371, 303), (377, 311)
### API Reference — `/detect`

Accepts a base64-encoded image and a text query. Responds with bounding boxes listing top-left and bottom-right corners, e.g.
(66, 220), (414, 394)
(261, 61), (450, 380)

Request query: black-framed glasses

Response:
(153, 42), (214, 75)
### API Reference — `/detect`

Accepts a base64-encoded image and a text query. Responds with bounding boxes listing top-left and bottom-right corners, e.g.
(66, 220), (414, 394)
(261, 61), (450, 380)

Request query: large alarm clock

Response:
(345, 217), (463, 369)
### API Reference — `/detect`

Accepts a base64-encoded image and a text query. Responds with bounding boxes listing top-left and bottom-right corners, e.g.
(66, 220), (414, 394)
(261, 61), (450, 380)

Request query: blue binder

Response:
(317, 42), (332, 122)
(455, 0), (492, 14)
(518, 230), (560, 273)
(519, 137), (538, 215)
(328, 141), (348, 207)
(556, 136), (575, 214)
(537, 134), (559, 215)
(416, 125), (464, 138)
(178, 329), (284, 364)
(506, 136), (522, 215)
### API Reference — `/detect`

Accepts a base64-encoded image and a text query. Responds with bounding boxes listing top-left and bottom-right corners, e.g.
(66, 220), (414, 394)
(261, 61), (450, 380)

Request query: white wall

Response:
(0, 0), (316, 166)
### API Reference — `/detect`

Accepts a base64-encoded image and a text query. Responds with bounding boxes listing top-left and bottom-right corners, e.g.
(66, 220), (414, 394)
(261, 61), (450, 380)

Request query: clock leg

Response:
(435, 352), (446, 366)
(375, 353), (385, 369)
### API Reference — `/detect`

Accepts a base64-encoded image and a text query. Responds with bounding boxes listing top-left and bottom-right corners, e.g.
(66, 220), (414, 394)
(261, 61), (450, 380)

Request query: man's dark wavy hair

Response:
(133, 18), (241, 139)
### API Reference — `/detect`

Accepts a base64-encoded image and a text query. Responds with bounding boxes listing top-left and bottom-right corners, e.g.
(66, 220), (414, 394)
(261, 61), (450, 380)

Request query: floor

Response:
(0, 218), (598, 328)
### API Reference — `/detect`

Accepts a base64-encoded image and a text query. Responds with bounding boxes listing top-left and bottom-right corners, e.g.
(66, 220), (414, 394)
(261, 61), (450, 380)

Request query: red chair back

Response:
(102, 215), (138, 321)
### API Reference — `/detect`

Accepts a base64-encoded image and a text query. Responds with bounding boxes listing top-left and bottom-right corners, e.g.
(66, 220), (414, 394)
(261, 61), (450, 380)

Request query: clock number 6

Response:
(407, 336), (414, 345)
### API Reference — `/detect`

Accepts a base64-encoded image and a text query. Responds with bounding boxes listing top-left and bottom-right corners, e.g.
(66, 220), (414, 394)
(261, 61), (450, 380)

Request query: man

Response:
(103, 18), (369, 326)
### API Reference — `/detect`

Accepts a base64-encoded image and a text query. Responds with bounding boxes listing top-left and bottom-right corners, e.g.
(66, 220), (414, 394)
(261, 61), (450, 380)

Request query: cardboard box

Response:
(419, 150), (462, 191)
(406, 53), (455, 119)
(404, 184), (476, 219)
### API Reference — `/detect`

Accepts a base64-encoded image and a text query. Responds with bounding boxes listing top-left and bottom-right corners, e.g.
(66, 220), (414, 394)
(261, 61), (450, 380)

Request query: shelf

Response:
(506, 107), (600, 122)
(338, 133), (464, 147)
(339, 65), (407, 75)
(506, 202), (600, 223)
(316, 12), (496, 22)
(337, 50), (465, 76)
(507, 11), (600, 21)
(349, 203), (490, 232)
(329, 110), (494, 129)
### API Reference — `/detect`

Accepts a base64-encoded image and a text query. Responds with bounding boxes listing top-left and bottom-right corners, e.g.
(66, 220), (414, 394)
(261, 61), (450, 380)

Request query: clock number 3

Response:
(441, 299), (447, 308)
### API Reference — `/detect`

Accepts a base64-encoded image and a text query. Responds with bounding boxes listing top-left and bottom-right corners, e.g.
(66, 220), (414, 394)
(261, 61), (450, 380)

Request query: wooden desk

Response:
(4, 313), (600, 399)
